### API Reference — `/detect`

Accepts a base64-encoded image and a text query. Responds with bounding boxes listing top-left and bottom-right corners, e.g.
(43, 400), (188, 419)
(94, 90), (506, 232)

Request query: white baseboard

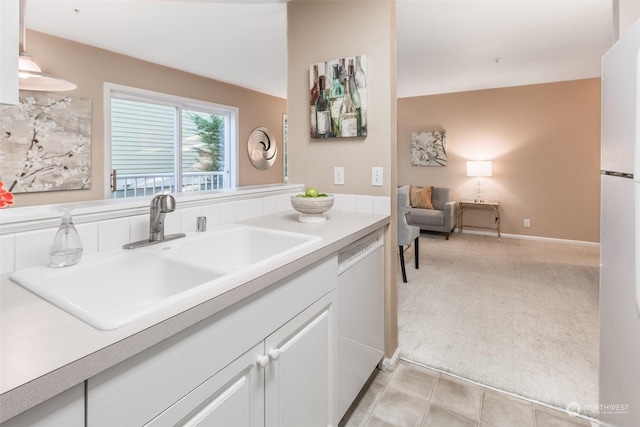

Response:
(455, 229), (599, 247)
(379, 348), (401, 372)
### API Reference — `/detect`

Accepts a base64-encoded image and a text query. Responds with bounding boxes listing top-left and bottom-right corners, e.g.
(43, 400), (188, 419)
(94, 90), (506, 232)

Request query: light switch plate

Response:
(334, 167), (344, 185)
(372, 167), (383, 186)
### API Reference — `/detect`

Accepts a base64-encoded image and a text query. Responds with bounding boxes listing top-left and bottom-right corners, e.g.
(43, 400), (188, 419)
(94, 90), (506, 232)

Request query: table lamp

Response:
(467, 160), (492, 202)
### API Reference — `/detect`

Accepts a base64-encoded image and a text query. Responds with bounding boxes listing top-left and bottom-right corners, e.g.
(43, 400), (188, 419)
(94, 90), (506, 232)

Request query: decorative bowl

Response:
(290, 195), (334, 223)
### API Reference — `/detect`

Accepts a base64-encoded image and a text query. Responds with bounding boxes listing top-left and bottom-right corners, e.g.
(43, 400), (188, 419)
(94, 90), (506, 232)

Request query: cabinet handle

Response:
(268, 348), (281, 361)
(257, 355), (270, 368)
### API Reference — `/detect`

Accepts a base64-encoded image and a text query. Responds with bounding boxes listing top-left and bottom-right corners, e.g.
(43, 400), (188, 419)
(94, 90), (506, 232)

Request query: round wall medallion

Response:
(247, 127), (277, 170)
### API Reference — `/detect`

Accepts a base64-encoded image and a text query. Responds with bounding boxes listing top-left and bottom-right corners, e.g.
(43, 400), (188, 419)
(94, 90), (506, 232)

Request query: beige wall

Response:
(7, 30), (286, 208)
(398, 78), (601, 242)
(287, 1), (399, 357)
(287, 3), (394, 198)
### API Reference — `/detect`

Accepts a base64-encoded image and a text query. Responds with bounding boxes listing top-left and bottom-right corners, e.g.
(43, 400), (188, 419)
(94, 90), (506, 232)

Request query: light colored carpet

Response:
(397, 233), (600, 417)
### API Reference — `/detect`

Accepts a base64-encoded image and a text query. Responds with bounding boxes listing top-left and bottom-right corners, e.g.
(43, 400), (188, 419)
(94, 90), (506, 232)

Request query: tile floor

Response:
(339, 360), (598, 427)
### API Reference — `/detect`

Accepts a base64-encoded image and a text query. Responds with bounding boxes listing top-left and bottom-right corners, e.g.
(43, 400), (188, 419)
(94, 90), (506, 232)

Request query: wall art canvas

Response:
(411, 131), (447, 166)
(310, 55), (367, 139)
(0, 91), (92, 193)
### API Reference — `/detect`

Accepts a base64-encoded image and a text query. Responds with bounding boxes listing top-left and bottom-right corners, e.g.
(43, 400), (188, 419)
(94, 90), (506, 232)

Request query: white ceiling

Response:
(25, 0), (614, 99)
(396, 0), (614, 98)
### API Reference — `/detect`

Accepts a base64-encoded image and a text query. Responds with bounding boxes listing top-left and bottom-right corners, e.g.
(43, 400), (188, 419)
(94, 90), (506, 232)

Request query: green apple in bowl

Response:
(299, 187), (329, 197)
(305, 187), (320, 197)
(290, 192), (334, 223)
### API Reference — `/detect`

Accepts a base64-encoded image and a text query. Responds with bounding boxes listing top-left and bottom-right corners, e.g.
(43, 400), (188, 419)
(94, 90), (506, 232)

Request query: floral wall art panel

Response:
(0, 91), (92, 193)
(411, 131), (447, 166)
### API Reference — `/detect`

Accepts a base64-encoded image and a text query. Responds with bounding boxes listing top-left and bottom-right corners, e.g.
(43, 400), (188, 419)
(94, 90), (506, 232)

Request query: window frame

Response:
(103, 82), (238, 199)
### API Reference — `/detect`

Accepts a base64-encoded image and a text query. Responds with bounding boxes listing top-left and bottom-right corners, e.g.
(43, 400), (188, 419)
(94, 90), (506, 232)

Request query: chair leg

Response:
(445, 232), (450, 240)
(414, 237), (419, 269)
(399, 246), (407, 283)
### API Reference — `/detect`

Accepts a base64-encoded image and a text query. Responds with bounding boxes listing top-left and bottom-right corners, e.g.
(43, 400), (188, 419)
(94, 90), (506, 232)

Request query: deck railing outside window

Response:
(113, 172), (224, 199)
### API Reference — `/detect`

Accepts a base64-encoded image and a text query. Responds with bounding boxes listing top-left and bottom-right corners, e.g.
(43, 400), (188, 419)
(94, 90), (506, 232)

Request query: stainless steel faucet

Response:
(150, 194), (176, 241)
(123, 194), (186, 249)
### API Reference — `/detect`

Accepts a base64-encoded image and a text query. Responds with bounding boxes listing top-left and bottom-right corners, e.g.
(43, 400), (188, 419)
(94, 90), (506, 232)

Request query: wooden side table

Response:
(458, 200), (501, 238)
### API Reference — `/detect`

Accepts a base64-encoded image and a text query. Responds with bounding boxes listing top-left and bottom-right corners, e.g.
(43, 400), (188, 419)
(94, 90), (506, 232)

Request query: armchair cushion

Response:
(410, 185), (434, 209)
(410, 208), (445, 226)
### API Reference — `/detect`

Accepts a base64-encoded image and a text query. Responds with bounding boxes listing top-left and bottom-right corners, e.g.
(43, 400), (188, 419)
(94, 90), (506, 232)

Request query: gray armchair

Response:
(397, 192), (420, 283)
(398, 185), (458, 240)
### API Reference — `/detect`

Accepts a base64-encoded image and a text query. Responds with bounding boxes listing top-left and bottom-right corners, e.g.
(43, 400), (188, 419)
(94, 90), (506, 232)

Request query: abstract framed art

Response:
(310, 55), (367, 139)
(0, 91), (92, 193)
(410, 131), (447, 166)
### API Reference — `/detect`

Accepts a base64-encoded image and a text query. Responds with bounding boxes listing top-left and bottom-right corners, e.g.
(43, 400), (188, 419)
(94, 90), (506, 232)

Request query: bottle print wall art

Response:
(309, 55), (367, 139)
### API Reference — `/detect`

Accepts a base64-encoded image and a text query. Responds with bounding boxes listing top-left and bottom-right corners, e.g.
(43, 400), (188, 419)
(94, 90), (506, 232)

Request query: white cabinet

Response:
(0, 384), (84, 427)
(265, 291), (336, 427)
(0, 0), (19, 105)
(146, 342), (266, 427)
(87, 256), (338, 427)
(147, 290), (336, 427)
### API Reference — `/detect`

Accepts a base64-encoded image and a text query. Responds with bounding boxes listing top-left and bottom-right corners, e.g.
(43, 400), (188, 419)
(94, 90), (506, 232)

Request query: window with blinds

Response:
(111, 98), (176, 176)
(107, 85), (237, 199)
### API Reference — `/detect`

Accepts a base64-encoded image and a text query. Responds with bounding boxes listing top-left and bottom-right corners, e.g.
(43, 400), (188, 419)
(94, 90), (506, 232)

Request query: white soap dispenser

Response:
(49, 208), (83, 267)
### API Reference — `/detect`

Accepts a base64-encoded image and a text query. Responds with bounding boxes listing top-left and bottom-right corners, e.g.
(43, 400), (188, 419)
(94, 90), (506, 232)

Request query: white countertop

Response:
(0, 210), (389, 422)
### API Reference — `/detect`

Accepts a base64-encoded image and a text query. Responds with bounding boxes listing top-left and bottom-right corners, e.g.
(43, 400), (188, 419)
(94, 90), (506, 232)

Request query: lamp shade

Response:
(18, 52), (77, 91)
(466, 160), (492, 177)
(18, 0), (77, 92)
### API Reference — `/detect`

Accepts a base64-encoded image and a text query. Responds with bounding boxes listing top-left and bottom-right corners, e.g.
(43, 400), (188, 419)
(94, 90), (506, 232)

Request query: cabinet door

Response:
(146, 342), (265, 427)
(265, 290), (337, 427)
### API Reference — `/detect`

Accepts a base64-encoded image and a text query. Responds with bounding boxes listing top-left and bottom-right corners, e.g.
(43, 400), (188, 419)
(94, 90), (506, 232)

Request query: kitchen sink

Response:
(174, 223), (321, 271)
(10, 249), (225, 330)
(10, 224), (321, 331)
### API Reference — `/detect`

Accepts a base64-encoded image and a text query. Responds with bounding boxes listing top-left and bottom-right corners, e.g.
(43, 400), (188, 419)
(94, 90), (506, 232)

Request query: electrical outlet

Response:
(524, 218), (531, 228)
(334, 167), (344, 185)
(371, 167), (383, 186)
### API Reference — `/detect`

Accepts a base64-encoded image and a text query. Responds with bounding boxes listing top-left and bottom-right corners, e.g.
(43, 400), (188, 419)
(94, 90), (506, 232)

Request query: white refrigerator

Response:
(600, 18), (640, 427)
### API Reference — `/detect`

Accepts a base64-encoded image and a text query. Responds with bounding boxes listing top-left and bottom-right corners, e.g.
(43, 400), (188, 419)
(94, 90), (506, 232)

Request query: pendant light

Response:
(18, 0), (77, 91)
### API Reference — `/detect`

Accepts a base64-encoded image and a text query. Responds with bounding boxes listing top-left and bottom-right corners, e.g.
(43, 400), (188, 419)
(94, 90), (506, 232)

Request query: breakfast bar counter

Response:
(0, 210), (389, 422)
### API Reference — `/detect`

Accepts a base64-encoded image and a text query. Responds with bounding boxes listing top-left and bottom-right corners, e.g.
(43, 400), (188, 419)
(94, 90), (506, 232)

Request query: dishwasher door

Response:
(337, 230), (385, 420)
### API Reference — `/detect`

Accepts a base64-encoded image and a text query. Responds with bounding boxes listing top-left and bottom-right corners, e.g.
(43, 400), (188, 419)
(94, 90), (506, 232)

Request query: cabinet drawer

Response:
(87, 255), (337, 427)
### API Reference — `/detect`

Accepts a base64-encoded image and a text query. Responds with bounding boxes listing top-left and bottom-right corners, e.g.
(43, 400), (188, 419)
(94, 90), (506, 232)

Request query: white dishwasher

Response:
(337, 229), (385, 420)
